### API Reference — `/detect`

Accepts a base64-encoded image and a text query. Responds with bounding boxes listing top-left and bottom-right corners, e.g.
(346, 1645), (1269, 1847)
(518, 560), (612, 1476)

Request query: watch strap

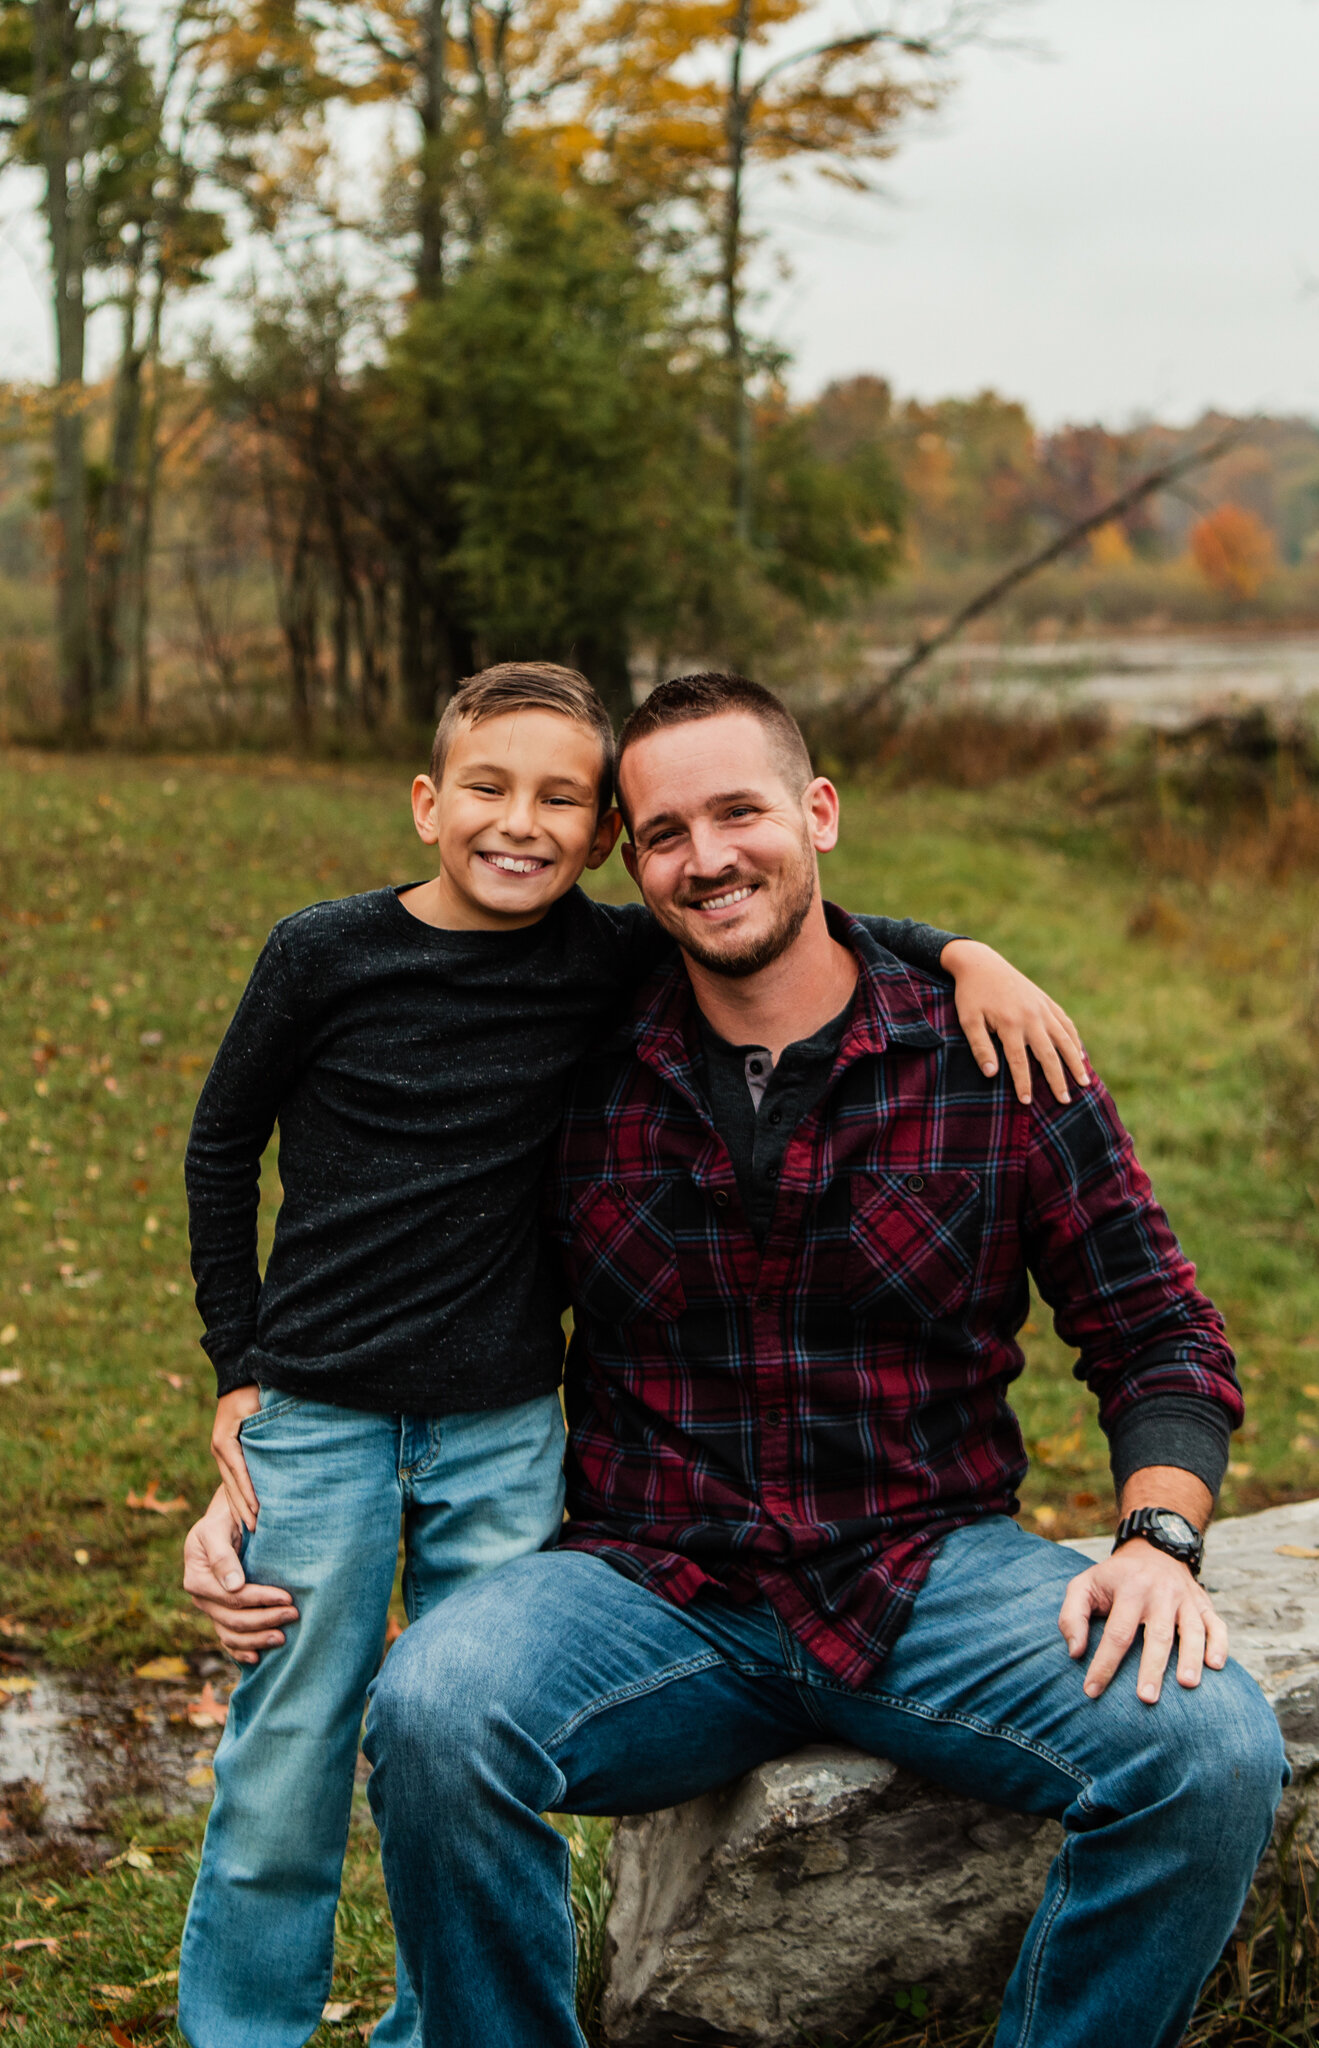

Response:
(1112, 1505), (1204, 1578)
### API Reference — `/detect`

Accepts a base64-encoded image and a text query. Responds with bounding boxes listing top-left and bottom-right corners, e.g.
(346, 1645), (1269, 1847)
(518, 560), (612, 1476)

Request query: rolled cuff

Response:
(1106, 1393), (1233, 1501)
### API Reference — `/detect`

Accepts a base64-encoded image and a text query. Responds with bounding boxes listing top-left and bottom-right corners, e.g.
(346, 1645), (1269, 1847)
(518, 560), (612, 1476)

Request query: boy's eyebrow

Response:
(460, 761), (597, 796)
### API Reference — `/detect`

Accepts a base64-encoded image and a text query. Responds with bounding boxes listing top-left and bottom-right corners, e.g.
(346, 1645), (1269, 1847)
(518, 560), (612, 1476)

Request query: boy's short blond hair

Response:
(431, 664), (617, 813)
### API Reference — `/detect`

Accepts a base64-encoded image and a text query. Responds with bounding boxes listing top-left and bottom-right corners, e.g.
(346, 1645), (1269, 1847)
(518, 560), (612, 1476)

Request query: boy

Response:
(178, 662), (1087, 2048)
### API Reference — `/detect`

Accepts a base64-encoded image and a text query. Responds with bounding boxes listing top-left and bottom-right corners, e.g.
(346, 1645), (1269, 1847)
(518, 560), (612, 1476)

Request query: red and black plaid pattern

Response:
(547, 909), (1241, 1687)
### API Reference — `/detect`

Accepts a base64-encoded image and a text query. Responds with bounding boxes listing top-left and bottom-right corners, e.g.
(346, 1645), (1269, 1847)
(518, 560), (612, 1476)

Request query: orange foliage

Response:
(1189, 503), (1277, 600)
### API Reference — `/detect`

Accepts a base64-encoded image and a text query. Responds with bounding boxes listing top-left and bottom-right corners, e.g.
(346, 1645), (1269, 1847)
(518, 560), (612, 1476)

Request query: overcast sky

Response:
(0, 0), (1314, 430)
(761, 0), (1319, 424)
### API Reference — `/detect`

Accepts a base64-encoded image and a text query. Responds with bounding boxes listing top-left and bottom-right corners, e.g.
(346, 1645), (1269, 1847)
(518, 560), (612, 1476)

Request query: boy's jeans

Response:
(364, 1518), (1287, 2048)
(177, 1387), (566, 2048)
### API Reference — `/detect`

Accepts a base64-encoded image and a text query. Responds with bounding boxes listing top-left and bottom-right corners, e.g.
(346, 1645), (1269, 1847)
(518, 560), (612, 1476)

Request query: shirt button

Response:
(768, 1108), (783, 1126)
(905, 1173), (926, 1193)
(748, 1060), (764, 1076)
(766, 1407), (783, 1427)
(712, 1188), (730, 1209)
(767, 1164), (779, 1181)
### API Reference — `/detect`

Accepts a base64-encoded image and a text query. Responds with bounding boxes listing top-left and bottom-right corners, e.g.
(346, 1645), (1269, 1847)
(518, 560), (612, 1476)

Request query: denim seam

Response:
(1016, 1832), (1073, 2047)
(237, 1394), (304, 1433)
(802, 1679), (1095, 1789)
(543, 1651), (732, 1752)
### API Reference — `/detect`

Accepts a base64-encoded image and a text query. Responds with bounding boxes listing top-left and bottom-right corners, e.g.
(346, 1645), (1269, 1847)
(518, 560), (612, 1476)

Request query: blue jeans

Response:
(364, 1517), (1286, 2048)
(177, 1388), (566, 2048)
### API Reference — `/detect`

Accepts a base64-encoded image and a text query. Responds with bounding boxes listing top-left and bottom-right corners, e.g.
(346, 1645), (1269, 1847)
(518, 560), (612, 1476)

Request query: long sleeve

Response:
(1020, 1076), (1243, 1479)
(853, 914), (960, 975)
(595, 900), (961, 992)
(185, 930), (301, 1394)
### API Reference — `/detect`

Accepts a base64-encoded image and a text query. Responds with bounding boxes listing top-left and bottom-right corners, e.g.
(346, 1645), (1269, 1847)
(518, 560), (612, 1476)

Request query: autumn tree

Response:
(1190, 503), (1277, 602)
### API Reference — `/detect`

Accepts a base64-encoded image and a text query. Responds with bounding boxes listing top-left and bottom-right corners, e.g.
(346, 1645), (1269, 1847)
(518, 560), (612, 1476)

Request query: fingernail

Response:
(1083, 1681), (1098, 1697)
(1061, 1090), (1071, 1104)
(223, 1571), (243, 1591)
(982, 1061), (996, 1075)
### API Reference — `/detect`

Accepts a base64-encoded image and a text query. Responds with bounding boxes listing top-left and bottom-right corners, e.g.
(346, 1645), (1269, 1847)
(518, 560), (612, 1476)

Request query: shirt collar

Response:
(629, 903), (943, 1101)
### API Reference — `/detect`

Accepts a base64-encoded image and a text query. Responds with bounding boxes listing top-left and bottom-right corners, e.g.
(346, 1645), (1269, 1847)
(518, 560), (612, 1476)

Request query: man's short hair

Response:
(431, 663), (616, 813)
(616, 672), (814, 822)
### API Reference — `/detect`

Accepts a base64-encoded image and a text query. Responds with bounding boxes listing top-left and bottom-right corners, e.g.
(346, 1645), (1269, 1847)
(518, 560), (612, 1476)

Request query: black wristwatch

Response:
(1112, 1506), (1204, 1579)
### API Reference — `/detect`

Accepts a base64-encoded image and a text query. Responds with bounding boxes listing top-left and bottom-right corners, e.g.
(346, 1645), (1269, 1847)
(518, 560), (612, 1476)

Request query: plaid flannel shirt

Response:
(547, 908), (1242, 1686)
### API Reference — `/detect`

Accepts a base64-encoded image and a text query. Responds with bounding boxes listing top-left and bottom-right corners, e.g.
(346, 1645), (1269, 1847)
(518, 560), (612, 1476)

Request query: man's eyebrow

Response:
(634, 789), (767, 839)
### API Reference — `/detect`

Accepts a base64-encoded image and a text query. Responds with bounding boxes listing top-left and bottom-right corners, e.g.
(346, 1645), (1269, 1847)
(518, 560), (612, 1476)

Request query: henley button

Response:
(768, 1108), (783, 1126)
(767, 1164), (779, 1181)
(905, 1173), (926, 1193)
(712, 1188), (730, 1209)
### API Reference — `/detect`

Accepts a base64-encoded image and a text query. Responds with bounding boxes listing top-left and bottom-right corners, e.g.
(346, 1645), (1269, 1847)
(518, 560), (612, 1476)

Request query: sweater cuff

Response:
(1106, 1394), (1232, 1501)
(206, 1333), (260, 1398)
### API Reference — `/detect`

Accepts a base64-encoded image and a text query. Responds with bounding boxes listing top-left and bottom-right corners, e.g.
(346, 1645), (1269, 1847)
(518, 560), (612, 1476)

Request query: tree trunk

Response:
(94, 255), (148, 705)
(34, 0), (93, 733)
(415, 0), (448, 296)
(721, 0), (754, 546)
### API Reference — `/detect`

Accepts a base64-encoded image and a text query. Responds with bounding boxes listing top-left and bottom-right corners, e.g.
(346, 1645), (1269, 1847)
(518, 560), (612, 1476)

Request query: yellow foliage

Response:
(1189, 503), (1277, 601)
(1088, 520), (1133, 569)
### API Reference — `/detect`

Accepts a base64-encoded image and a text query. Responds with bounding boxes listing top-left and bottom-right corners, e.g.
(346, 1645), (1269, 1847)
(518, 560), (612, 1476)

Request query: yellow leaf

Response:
(322, 2001), (358, 2023)
(186, 1765), (215, 1788)
(134, 1656), (190, 1682)
(187, 1681), (229, 1728)
(105, 1845), (154, 1872)
(0, 1675), (36, 1699)
(126, 1481), (189, 1515)
(139, 1969), (179, 1988)
(93, 1983), (135, 2001)
(1304, 1384), (1319, 1401)
(1276, 1545), (1319, 1560)
(0, 1325), (16, 1345)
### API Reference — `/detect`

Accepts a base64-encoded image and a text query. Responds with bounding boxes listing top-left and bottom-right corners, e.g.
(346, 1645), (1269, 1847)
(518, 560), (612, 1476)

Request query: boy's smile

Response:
(404, 707), (621, 931)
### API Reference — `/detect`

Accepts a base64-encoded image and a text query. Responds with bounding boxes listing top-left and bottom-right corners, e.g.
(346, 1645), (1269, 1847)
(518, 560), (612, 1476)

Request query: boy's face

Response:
(411, 709), (621, 930)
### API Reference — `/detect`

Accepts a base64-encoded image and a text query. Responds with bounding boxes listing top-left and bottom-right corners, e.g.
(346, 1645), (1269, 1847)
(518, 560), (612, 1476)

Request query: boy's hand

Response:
(212, 1385), (261, 1531)
(940, 939), (1089, 1106)
(183, 1485), (300, 1666)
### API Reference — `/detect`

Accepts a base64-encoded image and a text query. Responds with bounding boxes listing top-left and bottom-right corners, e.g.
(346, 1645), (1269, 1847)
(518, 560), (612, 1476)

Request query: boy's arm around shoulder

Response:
(854, 915), (1088, 1106)
(185, 927), (301, 1398)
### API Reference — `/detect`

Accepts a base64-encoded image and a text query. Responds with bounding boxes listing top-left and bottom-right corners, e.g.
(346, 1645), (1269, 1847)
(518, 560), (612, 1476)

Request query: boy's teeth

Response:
(702, 885), (754, 910)
(486, 854), (544, 874)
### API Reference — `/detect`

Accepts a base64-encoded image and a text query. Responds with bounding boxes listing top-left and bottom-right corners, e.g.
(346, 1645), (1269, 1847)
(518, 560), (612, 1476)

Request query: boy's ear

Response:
(412, 774), (441, 845)
(620, 837), (639, 885)
(585, 807), (624, 870)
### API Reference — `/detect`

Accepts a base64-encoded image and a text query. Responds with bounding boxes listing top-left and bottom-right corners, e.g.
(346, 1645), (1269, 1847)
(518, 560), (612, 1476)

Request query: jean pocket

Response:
(238, 1388), (304, 1437)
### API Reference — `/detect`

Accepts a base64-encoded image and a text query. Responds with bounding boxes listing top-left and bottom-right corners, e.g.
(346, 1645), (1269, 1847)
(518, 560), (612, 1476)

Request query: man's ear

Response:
(585, 807), (624, 871)
(412, 774), (441, 846)
(803, 775), (841, 856)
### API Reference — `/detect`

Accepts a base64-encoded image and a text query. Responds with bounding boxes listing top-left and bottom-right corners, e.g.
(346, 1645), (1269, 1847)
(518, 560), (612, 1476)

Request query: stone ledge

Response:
(602, 1499), (1319, 2047)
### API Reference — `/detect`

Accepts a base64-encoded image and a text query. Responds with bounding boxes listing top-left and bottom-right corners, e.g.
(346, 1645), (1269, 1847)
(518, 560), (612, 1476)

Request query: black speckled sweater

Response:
(185, 886), (957, 1414)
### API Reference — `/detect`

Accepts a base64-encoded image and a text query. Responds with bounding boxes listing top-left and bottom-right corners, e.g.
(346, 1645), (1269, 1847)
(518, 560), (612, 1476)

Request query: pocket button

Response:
(712, 1188), (730, 1209)
(905, 1173), (926, 1193)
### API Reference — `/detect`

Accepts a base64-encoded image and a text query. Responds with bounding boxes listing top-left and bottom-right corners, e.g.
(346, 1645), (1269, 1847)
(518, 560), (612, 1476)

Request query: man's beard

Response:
(673, 837), (817, 980)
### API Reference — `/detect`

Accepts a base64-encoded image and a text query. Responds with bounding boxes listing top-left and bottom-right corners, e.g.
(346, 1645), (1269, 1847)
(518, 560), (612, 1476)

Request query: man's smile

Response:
(685, 880), (761, 915)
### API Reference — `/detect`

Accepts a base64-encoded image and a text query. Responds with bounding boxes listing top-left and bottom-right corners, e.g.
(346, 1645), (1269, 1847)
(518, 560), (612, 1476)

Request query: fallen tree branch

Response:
(847, 425), (1245, 719)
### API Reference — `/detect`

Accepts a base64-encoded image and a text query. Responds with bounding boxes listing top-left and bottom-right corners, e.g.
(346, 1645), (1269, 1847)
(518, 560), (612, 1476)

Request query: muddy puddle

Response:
(0, 1664), (231, 1865)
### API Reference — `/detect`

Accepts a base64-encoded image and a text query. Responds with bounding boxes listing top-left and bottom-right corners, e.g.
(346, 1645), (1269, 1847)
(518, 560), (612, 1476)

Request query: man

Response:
(197, 674), (1285, 2048)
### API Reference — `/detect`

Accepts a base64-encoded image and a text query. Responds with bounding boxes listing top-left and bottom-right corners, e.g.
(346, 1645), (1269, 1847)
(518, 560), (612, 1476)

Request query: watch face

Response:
(1151, 1510), (1199, 1548)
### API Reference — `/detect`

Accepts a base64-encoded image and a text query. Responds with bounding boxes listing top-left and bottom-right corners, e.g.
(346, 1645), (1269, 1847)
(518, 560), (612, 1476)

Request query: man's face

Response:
(620, 711), (836, 977)
(413, 709), (619, 929)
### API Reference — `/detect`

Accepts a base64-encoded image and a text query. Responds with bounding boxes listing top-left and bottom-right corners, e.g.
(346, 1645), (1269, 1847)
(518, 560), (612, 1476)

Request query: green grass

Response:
(1, 742), (1317, 2045)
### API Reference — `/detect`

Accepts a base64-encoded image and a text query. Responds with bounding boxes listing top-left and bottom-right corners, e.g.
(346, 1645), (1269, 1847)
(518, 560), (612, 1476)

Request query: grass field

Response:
(1, 741), (1317, 2045)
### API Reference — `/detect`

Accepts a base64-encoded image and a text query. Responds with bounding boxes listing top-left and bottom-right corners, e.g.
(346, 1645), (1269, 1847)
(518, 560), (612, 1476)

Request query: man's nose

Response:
(684, 820), (734, 875)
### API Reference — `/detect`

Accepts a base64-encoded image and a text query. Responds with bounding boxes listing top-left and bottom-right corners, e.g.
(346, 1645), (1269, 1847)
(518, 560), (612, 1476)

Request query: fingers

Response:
(191, 1511), (248, 1596)
(1030, 1032), (1071, 1107)
(1001, 1028), (1033, 1106)
(1057, 1571), (1101, 1659)
(961, 1014), (1000, 1080)
(1047, 1002), (1091, 1088)
(1134, 1598), (1178, 1705)
(1083, 1590), (1145, 1699)
(212, 1433), (259, 1531)
(1204, 1603), (1229, 1672)
(1174, 1599), (1207, 1691)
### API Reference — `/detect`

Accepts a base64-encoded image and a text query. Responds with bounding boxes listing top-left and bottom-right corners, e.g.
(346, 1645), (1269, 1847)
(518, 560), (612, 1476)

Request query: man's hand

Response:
(940, 939), (1088, 1106)
(1058, 1541), (1228, 1705)
(183, 1484), (299, 1666)
(212, 1384), (261, 1531)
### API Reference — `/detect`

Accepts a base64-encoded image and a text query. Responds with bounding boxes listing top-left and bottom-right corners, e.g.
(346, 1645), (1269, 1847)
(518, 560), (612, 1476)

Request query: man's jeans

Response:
(364, 1517), (1287, 2048)
(177, 1388), (566, 2048)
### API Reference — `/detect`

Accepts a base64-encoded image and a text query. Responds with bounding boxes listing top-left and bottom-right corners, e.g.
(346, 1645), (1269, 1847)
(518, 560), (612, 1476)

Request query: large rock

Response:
(602, 1499), (1319, 2047)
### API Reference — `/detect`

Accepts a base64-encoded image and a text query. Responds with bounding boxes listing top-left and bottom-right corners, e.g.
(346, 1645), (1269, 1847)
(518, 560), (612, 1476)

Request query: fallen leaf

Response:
(138, 1970), (178, 1988)
(109, 2027), (134, 2047)
(1228, 1461), (1253, 1479)
(6, 1938), (58, 1955)
(60, 1268), (102, 1290)
(0, 1620), (28, 1640)
(31, 1897), (55, 1911)
(157, 1372), (185, 1391)
(186, 1765), (215, 1789)
(92, 1985), (134, 2001)
(0, 1326), (16, 1346)
(322, 2002), (358, 2024)
(0, 1370), (21, 1387)
(133, 1656), (189, 1682)
(1276, 1545), (1319, 1560)
(1305, 1384), (1319, 1401)
(0, 1677), (36, 1700)
(73, 1548), (89, 1565)
(186, 1682), (228, 1729)
(0, 1961), (23, 1979)
(104, 1846), (154, 1872)
(125, 1482), (189, 1516)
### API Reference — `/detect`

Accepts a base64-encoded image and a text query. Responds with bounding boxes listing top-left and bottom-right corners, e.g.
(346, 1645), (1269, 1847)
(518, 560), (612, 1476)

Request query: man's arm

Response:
(186, 930), (299, 1526)
(1021, 1077), (1242, 1703)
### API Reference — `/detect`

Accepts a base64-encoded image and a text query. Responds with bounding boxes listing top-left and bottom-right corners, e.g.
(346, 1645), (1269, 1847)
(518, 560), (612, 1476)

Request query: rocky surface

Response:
(602, 1499), (1319, 2047)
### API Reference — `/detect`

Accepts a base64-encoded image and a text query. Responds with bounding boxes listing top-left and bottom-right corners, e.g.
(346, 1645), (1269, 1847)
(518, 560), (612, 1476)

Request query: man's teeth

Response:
(699, 884), (755, 911)
(484, 854), (546, 874)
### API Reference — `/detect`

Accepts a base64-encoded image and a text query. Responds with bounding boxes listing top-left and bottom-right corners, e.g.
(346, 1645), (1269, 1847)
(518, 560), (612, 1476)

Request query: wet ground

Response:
(0, 1665), (230, 1867)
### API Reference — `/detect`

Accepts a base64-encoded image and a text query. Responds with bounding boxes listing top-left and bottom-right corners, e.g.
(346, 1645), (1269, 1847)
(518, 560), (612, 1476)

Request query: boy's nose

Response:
(499, 796), (539, 839)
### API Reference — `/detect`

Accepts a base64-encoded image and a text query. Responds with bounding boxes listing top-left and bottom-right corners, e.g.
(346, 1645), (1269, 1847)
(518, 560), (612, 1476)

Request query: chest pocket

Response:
(845, 1169), (982, 1321)
(567, 1178), (687, 1327)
